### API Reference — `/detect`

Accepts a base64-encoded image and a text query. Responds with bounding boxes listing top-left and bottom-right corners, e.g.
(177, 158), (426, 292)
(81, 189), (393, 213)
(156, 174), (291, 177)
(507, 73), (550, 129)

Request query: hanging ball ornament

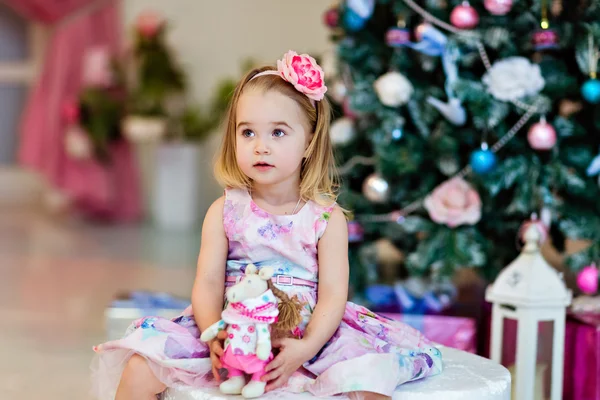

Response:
(470, 143), (497, 175)
(484, 0), (513, 15)
(527, 117), (557, 151)
(577, 263), (599, 295)
(343, 8), (367, 32)
(363, 173), (390, 203)
(323, 6), (340, 28)
(330, 117), (356, 146)
(330, 80), (348, 104)
(450, 1), (479, 30)
(581, 78), (600, 104)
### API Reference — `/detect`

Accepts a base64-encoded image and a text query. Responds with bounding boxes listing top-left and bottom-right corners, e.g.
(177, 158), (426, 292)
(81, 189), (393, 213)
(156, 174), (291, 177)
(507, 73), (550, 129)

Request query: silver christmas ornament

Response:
(363, 173), (389, 203)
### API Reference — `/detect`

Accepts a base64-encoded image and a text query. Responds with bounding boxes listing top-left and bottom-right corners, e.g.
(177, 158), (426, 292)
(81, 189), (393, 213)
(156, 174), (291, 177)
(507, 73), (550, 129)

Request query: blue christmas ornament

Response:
(343, 8), (367, 31)
(470, 144), (497, 175)
(391, 127), (404, 141)
(582, 78), (600, 104)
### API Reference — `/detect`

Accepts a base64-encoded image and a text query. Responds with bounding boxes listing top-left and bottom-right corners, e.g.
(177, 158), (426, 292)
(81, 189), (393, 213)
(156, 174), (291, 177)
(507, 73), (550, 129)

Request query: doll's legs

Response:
(220, 366), (245, 395)
(116, 354), (166, 400)
(250, 369), (266, 382)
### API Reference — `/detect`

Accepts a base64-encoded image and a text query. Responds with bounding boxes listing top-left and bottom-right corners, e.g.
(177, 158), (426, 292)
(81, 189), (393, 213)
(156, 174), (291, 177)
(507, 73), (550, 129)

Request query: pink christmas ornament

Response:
(577, 264), (599, 295)
(450, 2), (479, 30)
(532, 28), (559, 50)
(527, 118), (557, 150)
(518, 214), (549, 244)
(323, 6), (339, 28)
(386, 27), (410, 47)
(484, 0), (513, 16)
(343, 98), (358, 119)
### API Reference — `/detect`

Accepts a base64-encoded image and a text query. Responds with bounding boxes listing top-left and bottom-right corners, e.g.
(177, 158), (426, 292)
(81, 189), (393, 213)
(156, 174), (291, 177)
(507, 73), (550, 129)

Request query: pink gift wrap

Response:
(380, 313), (477, 353)
(564, 314), (600, 400)
(483, 305), (600, 400)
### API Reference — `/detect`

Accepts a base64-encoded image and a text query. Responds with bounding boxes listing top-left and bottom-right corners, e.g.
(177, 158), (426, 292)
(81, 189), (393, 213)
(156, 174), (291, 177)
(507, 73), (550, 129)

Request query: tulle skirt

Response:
(91, 302), (443, 399)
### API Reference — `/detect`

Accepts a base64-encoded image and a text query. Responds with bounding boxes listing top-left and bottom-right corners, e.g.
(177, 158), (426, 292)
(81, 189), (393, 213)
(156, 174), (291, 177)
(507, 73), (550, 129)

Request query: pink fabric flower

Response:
(277, 50), (327, 101)
(232, 324), (240, 330)
(424, 177), (482, 228)
(243, 335), (251, 343)
(247, 326), (255, 333)
(135, 10), (164, 38)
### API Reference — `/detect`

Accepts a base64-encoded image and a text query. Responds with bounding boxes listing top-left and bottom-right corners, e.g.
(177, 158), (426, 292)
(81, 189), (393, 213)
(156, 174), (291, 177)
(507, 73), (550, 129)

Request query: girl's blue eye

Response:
(273, 129), (285, 138)
(242, 129), (254, 137)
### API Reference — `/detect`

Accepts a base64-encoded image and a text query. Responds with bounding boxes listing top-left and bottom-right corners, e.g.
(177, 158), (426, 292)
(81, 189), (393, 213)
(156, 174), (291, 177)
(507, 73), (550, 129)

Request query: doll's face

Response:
(226, 265), (274, 303)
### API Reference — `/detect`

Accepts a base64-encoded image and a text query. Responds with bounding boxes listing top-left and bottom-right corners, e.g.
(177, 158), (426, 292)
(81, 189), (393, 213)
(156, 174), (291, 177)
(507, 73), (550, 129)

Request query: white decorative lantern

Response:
(486, 224), (572, 400)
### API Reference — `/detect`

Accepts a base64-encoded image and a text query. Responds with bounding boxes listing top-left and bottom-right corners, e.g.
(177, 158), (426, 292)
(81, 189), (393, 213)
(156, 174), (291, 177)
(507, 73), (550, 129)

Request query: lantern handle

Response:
(522, 224), (542, 252)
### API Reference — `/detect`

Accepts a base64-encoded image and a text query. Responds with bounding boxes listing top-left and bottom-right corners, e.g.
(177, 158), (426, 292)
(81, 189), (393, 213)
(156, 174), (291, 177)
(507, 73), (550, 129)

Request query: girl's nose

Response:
(254, 139), (270, 155)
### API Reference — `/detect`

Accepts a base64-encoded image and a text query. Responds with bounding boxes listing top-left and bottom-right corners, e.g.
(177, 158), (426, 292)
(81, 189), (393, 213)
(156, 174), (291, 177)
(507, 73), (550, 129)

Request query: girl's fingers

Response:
(262, 366), (284, 384)
(265, 373), (289, 392)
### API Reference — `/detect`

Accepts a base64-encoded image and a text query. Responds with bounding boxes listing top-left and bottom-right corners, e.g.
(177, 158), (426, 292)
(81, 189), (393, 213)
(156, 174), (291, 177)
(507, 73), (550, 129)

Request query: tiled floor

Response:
(0, 208), (201, 399)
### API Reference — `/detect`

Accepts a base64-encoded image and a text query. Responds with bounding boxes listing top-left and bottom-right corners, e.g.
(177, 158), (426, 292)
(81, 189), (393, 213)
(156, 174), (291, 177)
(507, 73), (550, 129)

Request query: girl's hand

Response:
(208, 330), (228, 382)
(262, 338), (312, 392)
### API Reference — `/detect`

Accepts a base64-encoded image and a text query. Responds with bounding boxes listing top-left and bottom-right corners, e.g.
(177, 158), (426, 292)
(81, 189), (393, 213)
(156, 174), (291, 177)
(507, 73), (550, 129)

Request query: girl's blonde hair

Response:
(214, 66), (340, 206)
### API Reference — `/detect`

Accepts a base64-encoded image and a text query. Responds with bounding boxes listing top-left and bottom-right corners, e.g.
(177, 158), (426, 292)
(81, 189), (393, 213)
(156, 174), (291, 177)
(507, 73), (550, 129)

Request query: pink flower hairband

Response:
(250, 50), (328, 104)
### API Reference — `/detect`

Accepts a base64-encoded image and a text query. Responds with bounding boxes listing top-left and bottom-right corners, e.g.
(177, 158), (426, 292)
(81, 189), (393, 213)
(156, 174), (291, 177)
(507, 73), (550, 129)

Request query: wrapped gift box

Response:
(105, 291), (189, 341)
(380, 313), (477, 353)
(563, 312), (600, 400)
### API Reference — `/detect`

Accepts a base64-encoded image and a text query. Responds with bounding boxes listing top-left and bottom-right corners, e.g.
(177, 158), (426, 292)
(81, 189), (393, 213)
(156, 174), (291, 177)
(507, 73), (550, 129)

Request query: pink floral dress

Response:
(91, 188), (442, 399)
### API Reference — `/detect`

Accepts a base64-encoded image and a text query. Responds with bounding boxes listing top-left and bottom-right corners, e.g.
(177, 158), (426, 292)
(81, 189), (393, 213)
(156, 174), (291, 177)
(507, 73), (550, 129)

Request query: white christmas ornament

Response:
(330, 117), (356, 146)
(482, 57), (545, 102)
(64, 126), (93, 160)
(330, 80), (348, 104)
(374, 71), (414, 107)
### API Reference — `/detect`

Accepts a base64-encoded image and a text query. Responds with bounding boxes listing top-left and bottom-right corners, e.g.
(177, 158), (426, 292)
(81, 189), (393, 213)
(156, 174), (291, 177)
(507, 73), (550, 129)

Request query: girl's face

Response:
(235, 88), (313, 189)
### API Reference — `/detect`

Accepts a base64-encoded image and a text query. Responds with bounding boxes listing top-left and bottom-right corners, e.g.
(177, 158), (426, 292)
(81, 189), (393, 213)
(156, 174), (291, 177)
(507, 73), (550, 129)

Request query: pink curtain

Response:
(6, 0), (142, 222)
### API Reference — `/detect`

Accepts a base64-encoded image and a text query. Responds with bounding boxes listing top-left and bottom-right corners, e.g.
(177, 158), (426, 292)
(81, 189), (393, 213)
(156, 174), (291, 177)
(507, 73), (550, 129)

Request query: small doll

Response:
(200, 264), (303, 398)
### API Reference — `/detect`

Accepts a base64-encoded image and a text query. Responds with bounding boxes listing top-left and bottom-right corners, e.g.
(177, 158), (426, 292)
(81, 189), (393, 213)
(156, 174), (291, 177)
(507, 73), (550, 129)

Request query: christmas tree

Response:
(323, 0), (600, 297)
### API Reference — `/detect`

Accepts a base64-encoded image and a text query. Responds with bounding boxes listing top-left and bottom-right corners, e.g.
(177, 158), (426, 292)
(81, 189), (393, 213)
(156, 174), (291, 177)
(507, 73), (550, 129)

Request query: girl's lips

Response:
(254, 164), (274, 172)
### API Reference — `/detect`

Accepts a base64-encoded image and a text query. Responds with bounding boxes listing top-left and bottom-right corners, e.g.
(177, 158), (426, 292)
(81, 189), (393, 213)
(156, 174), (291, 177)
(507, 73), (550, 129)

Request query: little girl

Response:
(91, 50), (442, 400)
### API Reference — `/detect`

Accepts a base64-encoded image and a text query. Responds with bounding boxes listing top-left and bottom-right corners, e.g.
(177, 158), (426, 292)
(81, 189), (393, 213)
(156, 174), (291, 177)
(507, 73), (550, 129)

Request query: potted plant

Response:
(151, 78), (236, 230)
(63, 47), (125, 163)
(121, 10), (185, 143)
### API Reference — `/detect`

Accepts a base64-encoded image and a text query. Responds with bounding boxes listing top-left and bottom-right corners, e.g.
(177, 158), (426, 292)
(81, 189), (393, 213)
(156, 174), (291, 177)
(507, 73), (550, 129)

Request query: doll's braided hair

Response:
(267, 280), (304, 337)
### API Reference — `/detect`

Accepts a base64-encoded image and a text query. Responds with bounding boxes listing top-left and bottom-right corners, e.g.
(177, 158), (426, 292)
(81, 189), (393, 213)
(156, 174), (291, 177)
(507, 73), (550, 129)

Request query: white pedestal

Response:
(152, 143), (201, 231)
(162, 347), (511, 400)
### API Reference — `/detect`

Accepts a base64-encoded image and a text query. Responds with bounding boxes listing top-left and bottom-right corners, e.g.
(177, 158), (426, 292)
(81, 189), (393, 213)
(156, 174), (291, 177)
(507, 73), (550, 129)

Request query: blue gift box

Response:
(105, 291), (190, 340)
